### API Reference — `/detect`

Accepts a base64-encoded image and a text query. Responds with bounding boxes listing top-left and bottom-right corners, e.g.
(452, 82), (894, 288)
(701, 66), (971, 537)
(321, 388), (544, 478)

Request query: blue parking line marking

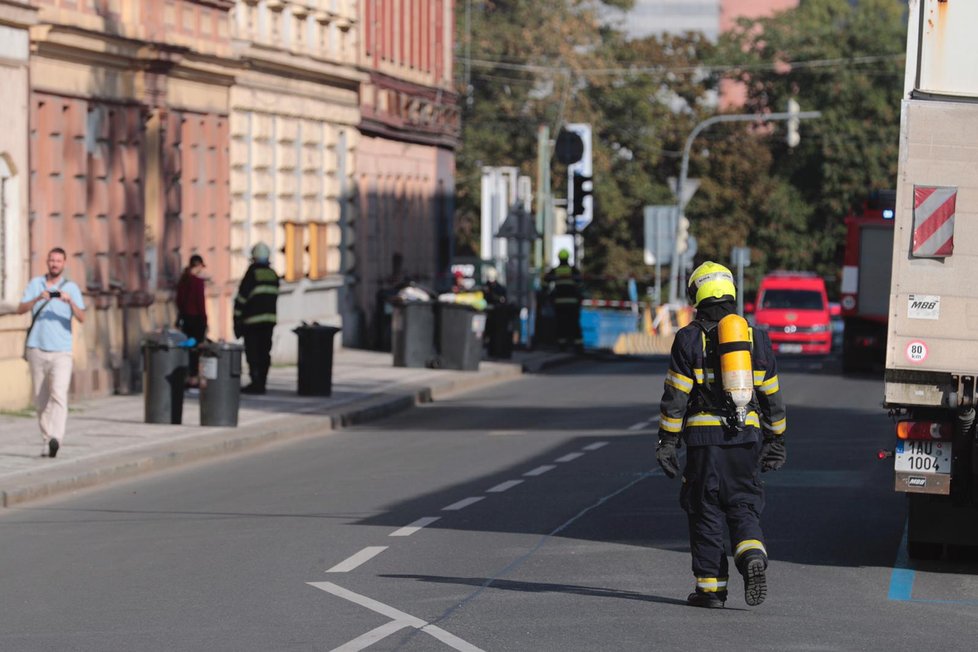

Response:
(888, 520), (915, 601)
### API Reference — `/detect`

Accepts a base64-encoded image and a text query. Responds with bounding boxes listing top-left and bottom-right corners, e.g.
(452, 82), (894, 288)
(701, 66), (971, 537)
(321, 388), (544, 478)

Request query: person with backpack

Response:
(16, 247), (86, 458)
(655, 261), (787, 609)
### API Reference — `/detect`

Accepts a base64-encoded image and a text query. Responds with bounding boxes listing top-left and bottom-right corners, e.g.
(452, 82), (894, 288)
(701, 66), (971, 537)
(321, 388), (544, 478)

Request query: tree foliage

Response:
(455, 0), (906, 297)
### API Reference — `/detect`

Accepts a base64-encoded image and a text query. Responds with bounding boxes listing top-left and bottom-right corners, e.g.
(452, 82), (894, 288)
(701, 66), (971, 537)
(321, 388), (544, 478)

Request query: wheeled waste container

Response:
(142, 330), (190, 424)
(436, 303), (486, 371)
(392, 301), (435, 368)
(199, 341), (243, 427)
(294, 324), (341, 396)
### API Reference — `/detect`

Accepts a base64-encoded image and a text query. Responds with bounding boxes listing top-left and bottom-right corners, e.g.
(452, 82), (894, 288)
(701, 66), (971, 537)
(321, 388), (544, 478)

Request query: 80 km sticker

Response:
(906, 340), (928, 363)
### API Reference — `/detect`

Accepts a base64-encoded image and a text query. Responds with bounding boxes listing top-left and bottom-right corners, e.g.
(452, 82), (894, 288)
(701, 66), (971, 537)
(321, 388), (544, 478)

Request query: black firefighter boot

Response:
(686, 589), (726, 609)
(738, 551), (768, 606)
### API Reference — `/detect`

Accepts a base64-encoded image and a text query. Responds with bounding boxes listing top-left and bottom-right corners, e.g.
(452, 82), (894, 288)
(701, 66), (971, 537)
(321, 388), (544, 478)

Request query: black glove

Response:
(656, 435), (680, 479)
(233, 321), (243, 339)
(760, 436), (786, 472)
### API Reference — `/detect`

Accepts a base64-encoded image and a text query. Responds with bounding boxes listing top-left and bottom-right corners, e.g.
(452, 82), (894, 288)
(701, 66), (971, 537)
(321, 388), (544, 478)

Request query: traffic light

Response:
(786, 98), (800, 148)
(572, 173), (593, 217)
(676, 215), (690, 254)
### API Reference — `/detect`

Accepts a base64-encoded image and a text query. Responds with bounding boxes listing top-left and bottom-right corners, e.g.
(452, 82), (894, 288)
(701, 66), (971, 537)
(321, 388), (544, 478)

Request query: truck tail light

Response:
(896, 420), (952, 440)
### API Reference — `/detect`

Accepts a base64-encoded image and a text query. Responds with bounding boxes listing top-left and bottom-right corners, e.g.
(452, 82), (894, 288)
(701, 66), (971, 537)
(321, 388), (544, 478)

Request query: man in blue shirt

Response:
(17, 247), (86, 458)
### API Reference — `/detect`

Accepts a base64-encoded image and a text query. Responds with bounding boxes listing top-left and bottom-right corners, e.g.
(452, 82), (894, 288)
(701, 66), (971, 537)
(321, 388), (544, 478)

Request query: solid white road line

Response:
(582, 441), (608, 451)
(487, 479), (524, 493)
(442, 496), (485, 511)
(333, 620), (413, 652)
(326, 546), (388, 573)
(421, 624), (485, 652)
(390, 516), (441, 537)
(524, 465), (556, 476)
(310, 581), (484, 652)
(554, 452), (583, 463)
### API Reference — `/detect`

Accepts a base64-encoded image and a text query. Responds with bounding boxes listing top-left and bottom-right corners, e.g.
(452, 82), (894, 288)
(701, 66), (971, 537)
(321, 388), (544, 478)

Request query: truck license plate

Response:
(779, 343), (802, 353)
(894, 440), (951, 474)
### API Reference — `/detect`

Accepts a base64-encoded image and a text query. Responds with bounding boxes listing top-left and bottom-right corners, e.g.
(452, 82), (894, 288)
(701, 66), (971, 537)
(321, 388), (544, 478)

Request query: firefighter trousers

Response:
(680, 441), (766, 583)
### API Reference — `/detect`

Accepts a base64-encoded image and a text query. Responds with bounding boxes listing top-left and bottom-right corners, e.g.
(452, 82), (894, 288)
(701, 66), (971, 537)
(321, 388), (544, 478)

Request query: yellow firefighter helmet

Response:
(687, 261), (736, 307)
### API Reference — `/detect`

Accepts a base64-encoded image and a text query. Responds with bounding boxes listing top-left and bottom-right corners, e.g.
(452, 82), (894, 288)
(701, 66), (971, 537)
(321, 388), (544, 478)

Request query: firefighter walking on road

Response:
(545, 249), (583, 352)
(234, 243), (280, 395)
(655, 261), (787, 609)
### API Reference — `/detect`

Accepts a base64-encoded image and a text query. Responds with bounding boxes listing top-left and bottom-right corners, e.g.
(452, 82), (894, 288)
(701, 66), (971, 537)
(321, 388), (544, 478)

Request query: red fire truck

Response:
(839, 191), (895, 373)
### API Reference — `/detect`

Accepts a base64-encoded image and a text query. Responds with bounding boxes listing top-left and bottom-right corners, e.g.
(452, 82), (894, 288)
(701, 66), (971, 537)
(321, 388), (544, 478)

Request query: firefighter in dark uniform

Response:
(656, 261), (787, 608)
(545, 249), (583, 351)
(234, 242), (280, 395)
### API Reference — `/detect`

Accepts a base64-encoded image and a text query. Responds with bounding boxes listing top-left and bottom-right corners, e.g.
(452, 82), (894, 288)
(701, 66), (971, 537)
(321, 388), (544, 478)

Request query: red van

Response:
(752, 272), (832, 354)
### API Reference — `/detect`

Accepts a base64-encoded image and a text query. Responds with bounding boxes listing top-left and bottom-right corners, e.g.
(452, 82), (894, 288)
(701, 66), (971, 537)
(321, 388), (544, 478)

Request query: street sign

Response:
(668, 176), (701, 206)
(566, 123), (593, 231)
(731, 246), (751, 267)
(643, 205), (677, 265)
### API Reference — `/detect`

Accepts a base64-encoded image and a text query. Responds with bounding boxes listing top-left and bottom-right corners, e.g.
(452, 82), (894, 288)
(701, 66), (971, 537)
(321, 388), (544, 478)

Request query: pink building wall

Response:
(721, 0), (798, 32)
(719, 0), (800, 108)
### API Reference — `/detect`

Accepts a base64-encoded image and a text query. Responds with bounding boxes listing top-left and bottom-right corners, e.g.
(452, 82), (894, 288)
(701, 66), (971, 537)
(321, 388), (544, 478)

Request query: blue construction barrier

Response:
(580, 308), (640, 350)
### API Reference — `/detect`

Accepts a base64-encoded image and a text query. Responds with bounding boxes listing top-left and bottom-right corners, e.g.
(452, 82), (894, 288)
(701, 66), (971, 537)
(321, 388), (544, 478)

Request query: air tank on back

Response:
(718, 314), (753, 427)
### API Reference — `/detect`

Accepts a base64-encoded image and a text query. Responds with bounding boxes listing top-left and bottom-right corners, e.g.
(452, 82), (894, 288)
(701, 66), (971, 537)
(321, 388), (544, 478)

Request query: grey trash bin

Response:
(392, 301), (436, 368)
(436, 303), (486, 371)
(143, 329), (190, 424)
(295, 324), (341, 396)
(199, 341), (243, 427)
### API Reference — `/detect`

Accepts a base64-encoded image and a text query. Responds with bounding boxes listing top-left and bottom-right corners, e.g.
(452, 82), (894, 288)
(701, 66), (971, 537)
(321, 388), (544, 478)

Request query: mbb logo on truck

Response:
(912, 185), (957, 258)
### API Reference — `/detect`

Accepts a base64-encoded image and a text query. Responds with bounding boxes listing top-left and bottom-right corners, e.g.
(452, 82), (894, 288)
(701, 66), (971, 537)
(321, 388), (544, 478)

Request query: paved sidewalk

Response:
(0, 348), (576, 507)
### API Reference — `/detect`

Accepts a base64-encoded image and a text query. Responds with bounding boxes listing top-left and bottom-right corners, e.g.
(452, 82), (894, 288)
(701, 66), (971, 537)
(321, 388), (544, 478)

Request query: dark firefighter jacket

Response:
(658, 318), (787, 447)
(234, 263), (280, 330)
(546, 262), (582, 305)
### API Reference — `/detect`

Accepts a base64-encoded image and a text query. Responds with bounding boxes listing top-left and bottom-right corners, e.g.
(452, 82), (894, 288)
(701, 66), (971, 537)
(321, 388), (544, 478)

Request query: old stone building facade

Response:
(228, 0), (363, 359)
(0, 0), (37, 408)
(355, 0), (459, 349)
(0, 0), (459, 409)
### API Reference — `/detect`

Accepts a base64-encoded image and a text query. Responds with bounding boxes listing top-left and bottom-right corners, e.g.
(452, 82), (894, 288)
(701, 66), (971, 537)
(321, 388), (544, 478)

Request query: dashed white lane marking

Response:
(555, 452), (583, 463)
(326, 546), (388, 573)
(628, 421), (651, 431)
(487, 479), (524, 493)
(582, 441), (608, 451)
(390, 516), (441, 537)
(442, 496), (485, 511)
(524, 464), (556, 477)
(310, 581), (484, 652)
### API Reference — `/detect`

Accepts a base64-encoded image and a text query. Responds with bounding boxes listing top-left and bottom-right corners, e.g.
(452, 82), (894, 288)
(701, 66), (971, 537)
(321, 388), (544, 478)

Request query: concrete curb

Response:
(0, 361), (526, 508)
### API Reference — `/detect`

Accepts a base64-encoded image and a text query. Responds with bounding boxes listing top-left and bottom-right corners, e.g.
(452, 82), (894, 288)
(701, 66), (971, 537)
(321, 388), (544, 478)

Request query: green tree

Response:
(712, 0), (906, 286)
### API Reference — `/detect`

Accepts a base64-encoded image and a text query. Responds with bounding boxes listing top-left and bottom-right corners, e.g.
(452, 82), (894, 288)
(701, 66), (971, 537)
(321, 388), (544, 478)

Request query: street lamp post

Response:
(669, 109), (822, 304)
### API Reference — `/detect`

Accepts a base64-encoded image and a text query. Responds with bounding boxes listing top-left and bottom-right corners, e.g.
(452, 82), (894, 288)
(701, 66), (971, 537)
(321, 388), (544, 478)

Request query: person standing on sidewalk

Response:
(16, 247), (86, 458)
(176, 254), (208, 389)
(234, 243), (279, 395)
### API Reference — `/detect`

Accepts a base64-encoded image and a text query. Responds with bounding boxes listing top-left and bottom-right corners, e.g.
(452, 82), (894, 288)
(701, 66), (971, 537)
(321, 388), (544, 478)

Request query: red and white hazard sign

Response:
(913, 185), (957, 258)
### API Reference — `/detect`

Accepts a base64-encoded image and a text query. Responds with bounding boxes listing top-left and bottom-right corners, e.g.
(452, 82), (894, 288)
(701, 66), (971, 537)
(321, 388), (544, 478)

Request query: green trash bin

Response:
(142, 330), (190, 425)
(199, 341), (243, 427)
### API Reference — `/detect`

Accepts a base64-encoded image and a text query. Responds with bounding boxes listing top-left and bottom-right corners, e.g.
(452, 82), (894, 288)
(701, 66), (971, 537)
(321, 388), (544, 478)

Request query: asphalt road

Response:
(2, 354), (977, 651)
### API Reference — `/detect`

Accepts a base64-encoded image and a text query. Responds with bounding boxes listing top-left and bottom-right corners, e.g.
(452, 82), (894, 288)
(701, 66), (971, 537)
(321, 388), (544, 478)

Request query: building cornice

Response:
(359, 70), (460, 150)
(0, 0), (37, 29)
(233, 41), (366, 91)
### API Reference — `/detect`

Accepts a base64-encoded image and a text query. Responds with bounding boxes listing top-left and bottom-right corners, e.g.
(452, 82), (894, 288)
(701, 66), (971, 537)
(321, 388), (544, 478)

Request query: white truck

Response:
(885, 0), (978, 558)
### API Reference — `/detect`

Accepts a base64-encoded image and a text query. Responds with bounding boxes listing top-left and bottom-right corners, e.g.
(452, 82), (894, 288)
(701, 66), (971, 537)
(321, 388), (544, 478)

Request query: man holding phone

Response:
(17, 247), (86, 458)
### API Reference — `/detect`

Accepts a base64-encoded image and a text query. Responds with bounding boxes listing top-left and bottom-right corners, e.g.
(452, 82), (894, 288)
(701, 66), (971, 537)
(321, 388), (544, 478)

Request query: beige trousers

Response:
(27, 348), (73, 444)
